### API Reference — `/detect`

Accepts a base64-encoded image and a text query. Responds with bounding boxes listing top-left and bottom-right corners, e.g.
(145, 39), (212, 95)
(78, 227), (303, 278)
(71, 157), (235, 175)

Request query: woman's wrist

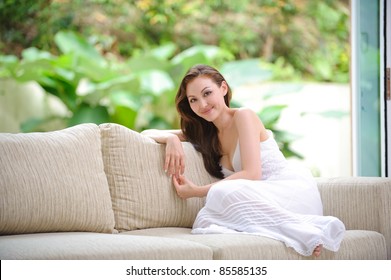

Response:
(166, 133), (180, 144)
(194, 184), (213, 198)
(141, 129), (183, 144)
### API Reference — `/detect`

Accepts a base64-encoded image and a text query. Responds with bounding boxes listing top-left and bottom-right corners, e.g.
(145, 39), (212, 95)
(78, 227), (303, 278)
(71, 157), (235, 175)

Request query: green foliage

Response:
(258, 105), (303, 159)
(0, 0), (75, 54)
(0, 0), (350, 165)
(0, 0), (349, 82)
(0, 31), (233, 132)
(220, 59), (273, 88)
(0, 30), (300, 159)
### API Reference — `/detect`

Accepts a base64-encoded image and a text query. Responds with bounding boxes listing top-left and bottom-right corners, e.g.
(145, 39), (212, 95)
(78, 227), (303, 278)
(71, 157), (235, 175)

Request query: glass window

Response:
(352, 0), (381, 176)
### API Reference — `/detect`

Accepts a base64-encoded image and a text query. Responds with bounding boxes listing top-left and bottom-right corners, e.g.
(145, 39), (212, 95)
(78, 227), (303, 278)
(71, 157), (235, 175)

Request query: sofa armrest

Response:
(316, 177), (391, 259)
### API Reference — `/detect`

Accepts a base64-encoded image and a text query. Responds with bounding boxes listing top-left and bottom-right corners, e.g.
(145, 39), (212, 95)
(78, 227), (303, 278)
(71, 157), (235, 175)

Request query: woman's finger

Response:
(165, 157), (175, 176)
(174, 156), (181, 178)
(180, 157), (185, 175)
(164, 156), (170, 173)
(172, 175), (178, 187)
(172, 176), (183, 198)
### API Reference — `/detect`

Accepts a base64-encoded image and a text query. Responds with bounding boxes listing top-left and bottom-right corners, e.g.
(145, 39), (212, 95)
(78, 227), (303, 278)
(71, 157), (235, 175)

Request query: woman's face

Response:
(185, 76), (228, 122)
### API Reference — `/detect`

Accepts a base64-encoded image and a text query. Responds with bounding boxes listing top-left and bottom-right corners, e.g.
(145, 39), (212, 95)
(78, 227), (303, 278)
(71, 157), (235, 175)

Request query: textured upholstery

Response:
(123, 227), (387, 260)
(0, 124), (115, 235)
(317, 177), (391, 259)
(0, 232), (212, 260)
(99, 123), (218, 231)
(0, 123), (389, 260)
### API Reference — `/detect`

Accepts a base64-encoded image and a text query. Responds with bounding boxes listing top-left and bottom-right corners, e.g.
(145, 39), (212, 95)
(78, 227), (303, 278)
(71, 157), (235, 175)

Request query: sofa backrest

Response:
(99, 123), (218, 232)
(0, 123), (218, 235)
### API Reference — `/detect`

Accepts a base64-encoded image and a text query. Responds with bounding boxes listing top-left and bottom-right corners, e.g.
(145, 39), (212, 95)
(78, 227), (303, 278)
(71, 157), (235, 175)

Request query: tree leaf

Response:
(127, 55), (170, 73)
(258, 105), (287, 127)
(68, 104), (110, 126)
(220, 59), (273, 89)
(111, 106), (138, 129)
(54, 31), (106, 67)
(138, 70), (175, 96)
(110, 90), (140, 110)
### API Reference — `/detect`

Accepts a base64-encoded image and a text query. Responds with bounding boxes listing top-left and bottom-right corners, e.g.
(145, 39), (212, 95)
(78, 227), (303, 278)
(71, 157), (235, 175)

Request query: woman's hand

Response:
(172, 175), (197, 199)
(165, 134), (185, 178)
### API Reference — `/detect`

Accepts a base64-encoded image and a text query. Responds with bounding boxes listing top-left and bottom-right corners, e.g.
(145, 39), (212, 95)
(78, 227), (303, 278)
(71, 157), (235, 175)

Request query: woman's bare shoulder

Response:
(233, 108), (268, 140)
(233, 107), (261, 123)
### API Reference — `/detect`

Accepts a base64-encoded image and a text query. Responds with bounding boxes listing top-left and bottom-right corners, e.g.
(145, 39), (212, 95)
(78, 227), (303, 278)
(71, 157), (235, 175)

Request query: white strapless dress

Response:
(192, 130), (345, 256)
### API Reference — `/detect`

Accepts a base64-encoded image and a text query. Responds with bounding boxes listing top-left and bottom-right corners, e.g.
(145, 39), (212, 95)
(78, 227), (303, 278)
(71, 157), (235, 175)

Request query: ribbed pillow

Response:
(0, 124), (116, 234)
(99, 123), (218, 231)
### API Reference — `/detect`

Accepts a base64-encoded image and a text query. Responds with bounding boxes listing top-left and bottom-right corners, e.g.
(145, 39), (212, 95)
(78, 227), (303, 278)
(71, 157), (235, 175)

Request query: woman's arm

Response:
(208, 108), (264, 182)
(173, 108), (266, 199)
(141, 129), (186, 177)
(173, 175), (212, 199)
(140, 129), (186, 143)
(231, 108), (264, 180)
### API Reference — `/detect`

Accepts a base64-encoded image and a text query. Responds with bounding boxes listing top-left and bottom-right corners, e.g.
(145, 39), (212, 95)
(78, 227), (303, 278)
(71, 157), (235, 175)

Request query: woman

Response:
(142, 64), (345, 257)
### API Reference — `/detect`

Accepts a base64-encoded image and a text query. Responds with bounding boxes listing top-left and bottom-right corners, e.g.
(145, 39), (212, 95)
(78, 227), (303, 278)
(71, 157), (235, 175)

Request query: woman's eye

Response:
(204, 91), (211, 97)
(189, 98), (196, 103)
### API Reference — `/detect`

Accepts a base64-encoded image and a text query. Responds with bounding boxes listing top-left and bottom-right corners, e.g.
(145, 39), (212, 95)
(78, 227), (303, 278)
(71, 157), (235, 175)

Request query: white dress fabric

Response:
(192, 130), (345, 256)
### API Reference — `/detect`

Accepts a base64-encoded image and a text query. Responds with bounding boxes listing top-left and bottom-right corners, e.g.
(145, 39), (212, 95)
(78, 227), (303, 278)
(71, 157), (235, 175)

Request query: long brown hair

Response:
(175, 64), (232, 179)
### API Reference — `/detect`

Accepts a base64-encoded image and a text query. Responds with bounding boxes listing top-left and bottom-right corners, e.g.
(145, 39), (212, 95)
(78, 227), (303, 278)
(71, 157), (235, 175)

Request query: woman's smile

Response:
(200, 106), (213, 115)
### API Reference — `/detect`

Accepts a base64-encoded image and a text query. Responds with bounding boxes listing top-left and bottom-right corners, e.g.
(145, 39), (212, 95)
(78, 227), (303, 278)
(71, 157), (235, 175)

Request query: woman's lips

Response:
(201, 107), (213, 115)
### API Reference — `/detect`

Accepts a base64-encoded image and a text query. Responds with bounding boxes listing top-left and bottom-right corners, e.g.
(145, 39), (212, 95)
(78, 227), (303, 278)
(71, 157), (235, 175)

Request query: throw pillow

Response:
(99, 123), (218, 231)
(0, 124), (116, 235)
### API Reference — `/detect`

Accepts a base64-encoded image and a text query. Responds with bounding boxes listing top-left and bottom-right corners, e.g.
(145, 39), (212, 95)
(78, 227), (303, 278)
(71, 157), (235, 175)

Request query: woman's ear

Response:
(221, 81), (228, 96)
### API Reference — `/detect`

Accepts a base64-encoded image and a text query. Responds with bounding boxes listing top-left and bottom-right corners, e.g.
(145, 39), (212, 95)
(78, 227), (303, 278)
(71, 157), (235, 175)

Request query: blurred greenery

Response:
(0, 0), (350, 160)
(0, 31), (232, 129)
(0, 0), (349, 82)
(0, 30), (302, 157)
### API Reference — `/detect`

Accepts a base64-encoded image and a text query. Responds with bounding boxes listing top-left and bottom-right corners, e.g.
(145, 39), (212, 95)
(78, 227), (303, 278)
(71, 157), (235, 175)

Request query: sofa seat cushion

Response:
(0, 232), (212, 260)
(99, 123), (218, 231)
(124, 228), (387, 260)
(0, 124), (115, 235)
(317, 177), (391, 259)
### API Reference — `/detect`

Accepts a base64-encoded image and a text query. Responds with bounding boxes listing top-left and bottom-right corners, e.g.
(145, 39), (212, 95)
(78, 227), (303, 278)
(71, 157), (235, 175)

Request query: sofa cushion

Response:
(0, 124), (115, 235)
(124, 227), (387, 260)
(317, 177), (391, 259)
(99, 123), (218, 231)
(0, 232), (212, 259)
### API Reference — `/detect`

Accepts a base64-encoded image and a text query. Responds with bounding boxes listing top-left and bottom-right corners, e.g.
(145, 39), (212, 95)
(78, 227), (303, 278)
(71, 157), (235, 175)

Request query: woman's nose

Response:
(200, 98), (208, 108)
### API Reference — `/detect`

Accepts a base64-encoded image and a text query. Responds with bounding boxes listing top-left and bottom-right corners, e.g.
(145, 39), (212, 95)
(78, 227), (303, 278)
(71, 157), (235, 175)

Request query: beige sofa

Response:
(0, 123), (390, 260)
